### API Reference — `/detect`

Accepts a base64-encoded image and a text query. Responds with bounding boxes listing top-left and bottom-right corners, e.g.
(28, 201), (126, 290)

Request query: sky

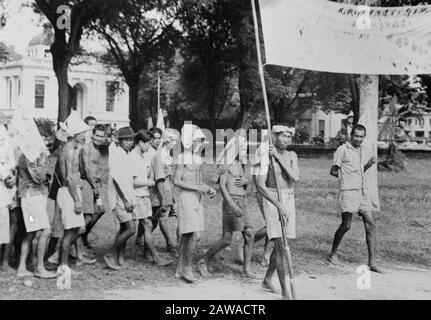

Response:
(0, 0), (104, 55)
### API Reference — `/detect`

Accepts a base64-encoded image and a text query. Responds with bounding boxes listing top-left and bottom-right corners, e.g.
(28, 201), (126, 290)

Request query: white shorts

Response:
(339, 189), (372, 214)
(21, 193), (50, 233)
(177, 191), (204, 235)
(134, 196), (152, 220)
(0, 207), (9, 244)
(262, 188), (296, 240)
(56, 187), (85, 230)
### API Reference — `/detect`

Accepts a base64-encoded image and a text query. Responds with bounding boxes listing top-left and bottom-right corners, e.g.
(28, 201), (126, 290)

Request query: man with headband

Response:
(198, 132), (255, 278)
(173, 123), (216, 283)
(254, 124), (299, 300)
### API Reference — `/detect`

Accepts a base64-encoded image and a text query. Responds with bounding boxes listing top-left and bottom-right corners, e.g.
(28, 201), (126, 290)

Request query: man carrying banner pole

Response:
(250, 0), (297, 300)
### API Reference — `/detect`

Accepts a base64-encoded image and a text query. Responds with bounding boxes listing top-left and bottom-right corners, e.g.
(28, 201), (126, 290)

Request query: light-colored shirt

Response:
(144, 146), (158, 205)
(129, 147), (150, 197)
(333, 141), (372, 190)
(149, 148), (174, 207)
(109, 145), (135, 204)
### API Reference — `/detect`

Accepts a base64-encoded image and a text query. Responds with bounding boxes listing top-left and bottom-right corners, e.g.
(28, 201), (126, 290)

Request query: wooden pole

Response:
(250, 0), (296, 300)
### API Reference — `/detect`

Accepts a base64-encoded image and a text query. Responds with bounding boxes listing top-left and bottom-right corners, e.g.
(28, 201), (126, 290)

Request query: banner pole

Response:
(250, 0), (297, 300)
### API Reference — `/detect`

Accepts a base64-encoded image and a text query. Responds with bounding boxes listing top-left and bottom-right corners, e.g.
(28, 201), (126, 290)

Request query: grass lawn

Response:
(1, 154), (430, 299)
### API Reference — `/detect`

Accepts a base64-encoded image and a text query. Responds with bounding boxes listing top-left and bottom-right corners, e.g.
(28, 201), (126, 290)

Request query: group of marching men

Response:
(0, 114), (383, 300)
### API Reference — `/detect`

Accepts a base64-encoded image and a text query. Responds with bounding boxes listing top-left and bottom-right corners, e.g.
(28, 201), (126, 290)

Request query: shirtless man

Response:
(79, 124), (106, 248)
(56, 119), (89, 271)
(255, 124), (299, 300)
(327, 124), (383, 273)
(198, 135), (254, 278)
(173, 125), (216, 283)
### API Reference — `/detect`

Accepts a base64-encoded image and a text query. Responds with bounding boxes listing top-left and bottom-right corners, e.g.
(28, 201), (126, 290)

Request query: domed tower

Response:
(27, 23), (54, 59)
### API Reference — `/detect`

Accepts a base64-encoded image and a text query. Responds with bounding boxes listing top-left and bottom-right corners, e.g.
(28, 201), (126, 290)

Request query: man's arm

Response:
(270, 146), (299, 183)
(364, 156), (377, 172)
(133, 176), (155, 188)
(330, 165), (339, 178)
(80, 147), (97, 190)
(63, 148), (80, 203)
(219, 172), (240, 215)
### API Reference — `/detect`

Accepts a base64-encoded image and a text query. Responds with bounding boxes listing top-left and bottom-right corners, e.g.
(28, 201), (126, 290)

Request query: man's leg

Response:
(261, 241), (281, 294)
(59, 228), (76, 267)
(75, 227), (96, 265)
(116, 220), (135, 266)
(328, 212), (352, 266)
(83, 210), (105, 248)
(159, 215), (178, 257)
(17, 232), (35, 277)
(360, 211), (384, 273)
(104, 224), (124, 270)
(273, 238), (290, 300)
(34, 229), (56, 278)
(141, 218), (172, 266)
(135, 222), (145, 246)
(198, 232), (233, 277)
(243, 227), (255, 277)
(178, 232), (200, 283)
(1, 209), (20, 272)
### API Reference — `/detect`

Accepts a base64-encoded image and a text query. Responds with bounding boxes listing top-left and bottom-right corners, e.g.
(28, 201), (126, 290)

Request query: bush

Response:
(293, 126), (311, 144)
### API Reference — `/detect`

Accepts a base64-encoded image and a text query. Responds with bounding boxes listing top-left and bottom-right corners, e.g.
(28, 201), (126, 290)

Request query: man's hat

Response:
(117, 127), (135, 139)
(59, 112), (90, 137)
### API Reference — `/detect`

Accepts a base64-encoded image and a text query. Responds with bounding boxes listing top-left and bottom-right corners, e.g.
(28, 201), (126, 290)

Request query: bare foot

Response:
(243, 270), (260, 280)
(34, 269), (57, 279)
(261, 280), (281, 295)
(197, 259), (211, 278)
(76, 256), (97, 266)
(168, 247), (179, 258)
(154, 257), (174, 267)
(118, 253), (125, 266)
(180, 271), (196, 284)
(16, 269), (33, 278)
(1, 265), (15, 274)
(369, 265), (385, 274)
(327, 255), (344, 267)
(104, 254), (121, 271)
(48, 251), (59, 264)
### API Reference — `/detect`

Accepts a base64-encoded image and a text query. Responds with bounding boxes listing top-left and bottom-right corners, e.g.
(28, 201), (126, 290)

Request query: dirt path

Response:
(104, 265), (431, 300)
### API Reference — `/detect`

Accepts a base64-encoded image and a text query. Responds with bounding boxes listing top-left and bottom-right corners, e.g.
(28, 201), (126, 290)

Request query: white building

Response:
(0, 25), (129, 127)
(298, 107), (347, 142)
(403, 112), (431, 144)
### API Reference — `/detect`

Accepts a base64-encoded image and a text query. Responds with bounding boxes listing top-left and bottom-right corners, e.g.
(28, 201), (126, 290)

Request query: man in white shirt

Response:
(104, 127), (136, 271)
(129, 130), (172, 266)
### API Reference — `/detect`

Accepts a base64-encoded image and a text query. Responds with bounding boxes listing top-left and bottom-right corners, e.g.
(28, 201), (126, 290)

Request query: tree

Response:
(34, 0), (100, 123)
(178, 0), (241, 133)
(89, 0), (180, 131)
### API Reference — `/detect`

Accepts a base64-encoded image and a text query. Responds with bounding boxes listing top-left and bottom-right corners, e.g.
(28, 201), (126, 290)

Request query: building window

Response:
(106, 81), (119, 112)
(416, 131), (424, 138)
(318, 120), (325, 137)
(7, 77), (12, 108)
(35, 80), (45, 109)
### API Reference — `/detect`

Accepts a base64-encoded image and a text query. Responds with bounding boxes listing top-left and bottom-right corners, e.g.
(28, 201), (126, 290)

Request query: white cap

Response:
(60, 113), (90, 137)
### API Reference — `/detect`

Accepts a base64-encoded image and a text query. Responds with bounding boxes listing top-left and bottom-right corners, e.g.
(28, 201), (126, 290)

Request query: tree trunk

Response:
(128, 82), (141, 131)
(357, 74), (380, 212)
(53, 62), (71, 124)
(348, 74), (360, 124)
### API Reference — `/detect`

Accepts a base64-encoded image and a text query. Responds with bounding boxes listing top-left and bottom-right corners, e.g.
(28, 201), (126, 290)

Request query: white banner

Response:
(9, 109), (48, 163)
(259, 0), (431, 75)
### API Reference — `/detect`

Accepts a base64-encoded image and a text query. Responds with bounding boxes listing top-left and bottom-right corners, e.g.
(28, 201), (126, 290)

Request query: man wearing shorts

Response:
(149, 129), (179, 258)
(79, 124), (106, 248)
(104, 127), (136, 270)
(129, 130), (172, 266)
(16, 151), (56, 278)
(197, 136), (254, 278)
(136, 127), (162, 247)
(56, 119), (89, 271)
(173, 124), (216, 283)
(255, 124), (300, 300)
(327, 124), (383, 273)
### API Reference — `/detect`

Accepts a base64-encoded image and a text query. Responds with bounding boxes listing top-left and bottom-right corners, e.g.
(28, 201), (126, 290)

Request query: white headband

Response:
(272, 125), (295, 135)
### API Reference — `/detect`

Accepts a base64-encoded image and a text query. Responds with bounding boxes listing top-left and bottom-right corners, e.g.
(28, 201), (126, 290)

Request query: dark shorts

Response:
(222, 196), (251, 233)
